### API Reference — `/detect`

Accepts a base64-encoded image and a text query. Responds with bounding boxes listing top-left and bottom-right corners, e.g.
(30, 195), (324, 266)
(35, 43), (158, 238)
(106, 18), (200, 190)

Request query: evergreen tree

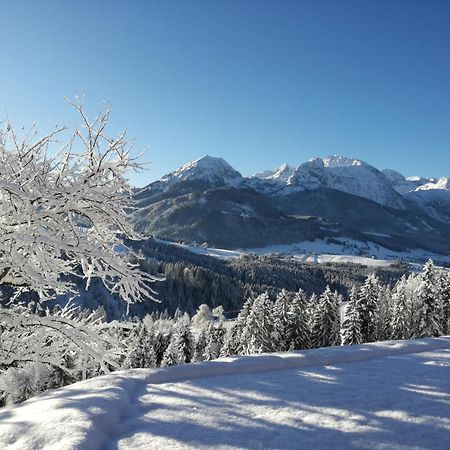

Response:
(153, 329), (172, 366)
(242, 292), (275, 354)
(311, 286), (341, 348)
(374, 285), (392, 341)
(439, 270), (450, 334)
(286, 290), (311, 350)
(342, 286), (362, 345)
(232, 296), (256, 355)
(172, 318), (194, 363)
(307, 293), (319, 344)
(219, 323), (239, 357)
(174, 307), (183, 320)
(417, 260), (441, 337)
(204, 321), (226, 361)
(193, 326), (208, 362)
(122, 323), (157, 369)
(390, 276), (412, 340)
(160, 338), (183, 367)
(272, 290), (293, 351)
(357, 274), (380, 342)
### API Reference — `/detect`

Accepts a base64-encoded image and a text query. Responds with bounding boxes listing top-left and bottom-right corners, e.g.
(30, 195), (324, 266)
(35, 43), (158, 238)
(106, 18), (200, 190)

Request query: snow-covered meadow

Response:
(1, 337), (449, 450)
(153, 237), (450, 268)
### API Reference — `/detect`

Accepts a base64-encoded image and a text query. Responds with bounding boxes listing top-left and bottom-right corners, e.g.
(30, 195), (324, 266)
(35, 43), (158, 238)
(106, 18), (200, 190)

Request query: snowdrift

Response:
(1, 336), (450, 450)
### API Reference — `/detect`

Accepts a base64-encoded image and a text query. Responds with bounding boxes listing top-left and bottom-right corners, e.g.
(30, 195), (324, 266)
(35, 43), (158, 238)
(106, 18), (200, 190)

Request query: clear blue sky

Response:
(1, 0), (449, 186)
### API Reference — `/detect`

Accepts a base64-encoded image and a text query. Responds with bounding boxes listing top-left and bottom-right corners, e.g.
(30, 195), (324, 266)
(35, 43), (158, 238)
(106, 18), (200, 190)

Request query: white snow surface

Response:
(153, 237), (450, 267)
(1, 337), (450, 450)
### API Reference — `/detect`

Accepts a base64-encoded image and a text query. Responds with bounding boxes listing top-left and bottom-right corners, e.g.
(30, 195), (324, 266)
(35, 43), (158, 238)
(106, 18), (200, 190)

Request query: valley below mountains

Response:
(133, 155), (450, 260)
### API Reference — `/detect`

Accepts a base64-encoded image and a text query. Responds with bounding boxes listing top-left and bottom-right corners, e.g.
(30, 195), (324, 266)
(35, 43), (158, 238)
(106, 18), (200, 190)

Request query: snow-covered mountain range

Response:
(145, 154), (449, 215)
(133, 155), (450, 256)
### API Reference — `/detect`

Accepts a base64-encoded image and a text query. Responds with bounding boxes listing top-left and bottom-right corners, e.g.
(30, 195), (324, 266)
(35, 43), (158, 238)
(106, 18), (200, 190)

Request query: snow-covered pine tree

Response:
(357, 274), (381, 342)
(311, 286), (341, 348)
(122, 323), (157, 369)
(272, 290), (293, 351)
(242, 292), (275, 354)
(204, 321), (226, 361)
(374, 284), (392, 341)
(342, 286), (362, 345)
(417, 260), (442, 337)
(173, 308), (184, 321)
(193, 325), (208, 362)
(229, 295), (255, 355)
(307, 293), (319, 341)
(160, 338), (182, 367)
(172, 318), (195, 364)
(438, 270), (450, 334)
(152, 328), (172, 366)
(390, 275), (412, 340)
(285, 290), (311, 350)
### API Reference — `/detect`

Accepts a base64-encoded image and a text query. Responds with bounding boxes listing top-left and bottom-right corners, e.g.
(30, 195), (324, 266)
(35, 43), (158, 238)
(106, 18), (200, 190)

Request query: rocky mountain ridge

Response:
(133, 155), (450, 256)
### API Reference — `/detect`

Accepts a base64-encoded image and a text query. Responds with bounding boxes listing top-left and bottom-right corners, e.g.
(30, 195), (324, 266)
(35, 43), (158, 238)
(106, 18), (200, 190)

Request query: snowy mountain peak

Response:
(322, 155), (367, 168)
(146, 155), (448, 220)
(159, 155), (243, 187)
(417, 177), (450, 191)
(285, 156), (406, 208)
(253, 163), (295, 182)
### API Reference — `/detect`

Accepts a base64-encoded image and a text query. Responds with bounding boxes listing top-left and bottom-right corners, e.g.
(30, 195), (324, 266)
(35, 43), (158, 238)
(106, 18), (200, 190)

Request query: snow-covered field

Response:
(154, 237), (450, 267)
(1, 337), (450, 450)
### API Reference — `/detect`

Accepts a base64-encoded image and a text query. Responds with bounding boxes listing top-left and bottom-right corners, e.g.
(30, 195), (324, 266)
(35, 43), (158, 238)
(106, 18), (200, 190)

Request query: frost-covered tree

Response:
(0, 362), (53, 405)
(342, 287), (362, 345)
(307, 293), (319, 339)
(374, 285), (392, 341)
(172, 318), (194, 364)
(311, 286), (341, 348)
(160, 338), (182, 367)
(122, 322), (157, 369)
(390, 276), (412, 340)
(228, 296), (255, 355)
(438, 270), (450, 334)
(357, 274), (380, 342)
(193, 325), (208, 361)
(0, 303), (120, 380)
(285, 290), (310, 350)
(145, 316), (174, 366)
(417, 260), (441, 337)
(272, 290), (293, 351)
(0, 100), (160, 306)
(191, 304), (213, 330)
(242, 292), (275, 354)
(204, 321), (226, 361)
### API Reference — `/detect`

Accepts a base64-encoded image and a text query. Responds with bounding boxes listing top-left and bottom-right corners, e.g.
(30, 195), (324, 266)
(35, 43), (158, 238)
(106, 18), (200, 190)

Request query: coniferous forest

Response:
(1, 259), (449, 406)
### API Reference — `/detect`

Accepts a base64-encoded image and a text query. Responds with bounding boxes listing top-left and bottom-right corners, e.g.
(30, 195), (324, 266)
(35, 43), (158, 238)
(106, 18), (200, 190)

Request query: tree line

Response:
(2, 259), (448, 406)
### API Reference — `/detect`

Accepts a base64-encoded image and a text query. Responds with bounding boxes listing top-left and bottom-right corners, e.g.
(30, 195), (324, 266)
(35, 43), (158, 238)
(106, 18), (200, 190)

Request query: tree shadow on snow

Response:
(106, 348), (450, 449)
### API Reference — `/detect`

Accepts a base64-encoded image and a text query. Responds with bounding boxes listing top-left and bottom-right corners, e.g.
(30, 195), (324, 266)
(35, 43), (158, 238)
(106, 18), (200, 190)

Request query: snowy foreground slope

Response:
(1, 338), (450, 450)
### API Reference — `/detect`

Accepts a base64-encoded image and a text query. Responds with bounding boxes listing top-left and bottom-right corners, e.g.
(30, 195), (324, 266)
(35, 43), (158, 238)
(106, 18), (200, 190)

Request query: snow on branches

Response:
(0, 100), (161, 305)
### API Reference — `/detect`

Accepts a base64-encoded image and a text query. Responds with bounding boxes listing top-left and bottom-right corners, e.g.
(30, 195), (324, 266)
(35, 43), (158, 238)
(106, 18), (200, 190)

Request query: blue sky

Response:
(1, 0), (449, 186)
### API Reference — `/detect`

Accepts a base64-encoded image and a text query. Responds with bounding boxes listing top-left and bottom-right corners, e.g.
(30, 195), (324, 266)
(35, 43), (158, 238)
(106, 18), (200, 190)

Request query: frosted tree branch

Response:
(0, 99), (162, 306)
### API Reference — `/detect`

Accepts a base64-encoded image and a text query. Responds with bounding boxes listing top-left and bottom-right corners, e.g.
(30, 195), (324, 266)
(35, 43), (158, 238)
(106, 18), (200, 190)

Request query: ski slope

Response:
(1, 337), (450, 450)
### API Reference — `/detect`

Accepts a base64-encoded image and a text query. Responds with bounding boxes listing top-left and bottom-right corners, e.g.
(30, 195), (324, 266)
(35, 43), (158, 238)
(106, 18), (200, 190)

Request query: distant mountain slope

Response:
(133, 155), (450, 255)
(382, 168), (450, 224)
(134, 186), (328, 248)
